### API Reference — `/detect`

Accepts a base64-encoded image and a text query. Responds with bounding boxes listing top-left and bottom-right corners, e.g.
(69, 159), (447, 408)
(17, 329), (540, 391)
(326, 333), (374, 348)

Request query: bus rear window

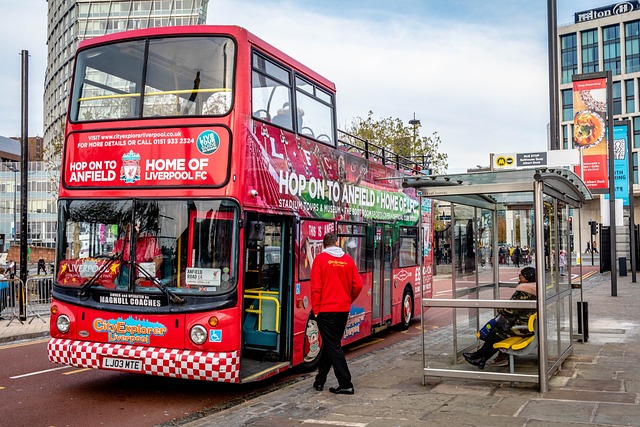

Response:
(70, 36), (235, 122)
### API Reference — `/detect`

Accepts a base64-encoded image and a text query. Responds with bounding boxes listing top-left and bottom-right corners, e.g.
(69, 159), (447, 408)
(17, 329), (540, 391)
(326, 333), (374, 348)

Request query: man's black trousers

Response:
(315, 311), (352, 389)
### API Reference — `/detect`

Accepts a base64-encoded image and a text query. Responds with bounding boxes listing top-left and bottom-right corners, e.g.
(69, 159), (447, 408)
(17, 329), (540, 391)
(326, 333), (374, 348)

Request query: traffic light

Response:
(590, 221), (598, 235)
(568, 217), (573, 233)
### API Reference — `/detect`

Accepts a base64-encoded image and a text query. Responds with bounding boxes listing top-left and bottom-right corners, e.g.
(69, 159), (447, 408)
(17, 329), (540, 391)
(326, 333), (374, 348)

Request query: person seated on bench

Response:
(463, 267), (537, 369)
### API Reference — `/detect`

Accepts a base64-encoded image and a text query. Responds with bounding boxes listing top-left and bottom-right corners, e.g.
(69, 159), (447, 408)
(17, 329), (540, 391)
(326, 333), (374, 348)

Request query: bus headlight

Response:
(190, 325), (207, 345)
(56, 315), (71, 333)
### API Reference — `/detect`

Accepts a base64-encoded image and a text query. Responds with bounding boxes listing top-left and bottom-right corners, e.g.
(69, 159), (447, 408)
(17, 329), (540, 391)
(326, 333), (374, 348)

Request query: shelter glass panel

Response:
(453, 204), (475, 278)
(543, 195), (558, 298)
(545, 299), (561, 369)
(558, 202), (571, 293)
(477, 209), (494, 287)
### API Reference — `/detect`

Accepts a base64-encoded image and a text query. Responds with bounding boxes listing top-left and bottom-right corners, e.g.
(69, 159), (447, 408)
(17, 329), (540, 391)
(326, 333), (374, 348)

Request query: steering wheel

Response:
(316, 134), (332, 143)
(300, 127), (315, 137)
(253, 109), (271, 120)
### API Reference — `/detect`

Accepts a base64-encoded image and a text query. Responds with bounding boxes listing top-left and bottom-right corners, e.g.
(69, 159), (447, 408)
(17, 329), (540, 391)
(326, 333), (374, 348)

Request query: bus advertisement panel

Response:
(243, 122), (419, 222)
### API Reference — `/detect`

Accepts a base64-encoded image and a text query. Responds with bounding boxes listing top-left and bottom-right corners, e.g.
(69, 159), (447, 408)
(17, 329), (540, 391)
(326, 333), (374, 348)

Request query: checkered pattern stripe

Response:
(48, 338), (240, 383)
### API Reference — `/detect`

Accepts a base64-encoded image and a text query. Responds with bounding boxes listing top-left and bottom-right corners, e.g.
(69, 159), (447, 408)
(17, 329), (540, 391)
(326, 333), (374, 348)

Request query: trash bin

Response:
(619, 257), (627, 276)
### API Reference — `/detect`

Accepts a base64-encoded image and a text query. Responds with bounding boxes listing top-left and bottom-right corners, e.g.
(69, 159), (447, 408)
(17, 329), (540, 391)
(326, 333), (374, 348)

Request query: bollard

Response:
(577, 301), (589, 342)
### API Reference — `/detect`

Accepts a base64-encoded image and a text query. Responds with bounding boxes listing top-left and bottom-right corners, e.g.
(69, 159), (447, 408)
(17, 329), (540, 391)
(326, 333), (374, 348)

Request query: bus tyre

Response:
(399, 287), (414, 330)
(302, 315), (322, 370)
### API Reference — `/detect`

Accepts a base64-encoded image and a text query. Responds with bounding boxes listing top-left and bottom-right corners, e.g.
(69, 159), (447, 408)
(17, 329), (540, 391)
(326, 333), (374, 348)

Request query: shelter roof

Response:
(402, 168), (593, 210)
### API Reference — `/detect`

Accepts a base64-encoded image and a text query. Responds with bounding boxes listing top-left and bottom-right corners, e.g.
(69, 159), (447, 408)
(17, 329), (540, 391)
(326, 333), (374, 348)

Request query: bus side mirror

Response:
(248, 221), (265, 241)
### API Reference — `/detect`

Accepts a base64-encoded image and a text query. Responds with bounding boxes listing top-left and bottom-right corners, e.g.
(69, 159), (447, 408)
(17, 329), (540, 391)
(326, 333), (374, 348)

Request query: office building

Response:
(43, 0), (209, 152)
(557, 1), (640, 256)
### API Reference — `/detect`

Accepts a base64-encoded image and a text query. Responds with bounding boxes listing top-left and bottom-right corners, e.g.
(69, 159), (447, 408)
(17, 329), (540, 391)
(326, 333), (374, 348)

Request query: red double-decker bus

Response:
(48, 25), (433, 383)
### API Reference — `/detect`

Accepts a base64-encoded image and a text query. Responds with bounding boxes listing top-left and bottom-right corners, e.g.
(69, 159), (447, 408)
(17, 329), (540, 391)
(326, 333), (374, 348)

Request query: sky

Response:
(0, 0), (612, 172)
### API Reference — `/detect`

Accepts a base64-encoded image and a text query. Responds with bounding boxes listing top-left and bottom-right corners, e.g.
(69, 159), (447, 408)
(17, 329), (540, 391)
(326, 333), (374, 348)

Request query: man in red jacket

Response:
(311, 233), (363, 395)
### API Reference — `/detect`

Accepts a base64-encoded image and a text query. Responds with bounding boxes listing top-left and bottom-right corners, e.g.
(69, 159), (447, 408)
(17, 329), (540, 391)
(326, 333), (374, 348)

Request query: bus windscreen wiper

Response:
(78, 252), (122, 298)
(133, 261), (186, 305)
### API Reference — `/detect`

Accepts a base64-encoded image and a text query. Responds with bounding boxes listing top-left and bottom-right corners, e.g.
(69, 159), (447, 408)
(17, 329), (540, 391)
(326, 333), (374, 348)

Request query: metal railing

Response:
(1, 275), (52, 325)
(337, 130), (432, 174)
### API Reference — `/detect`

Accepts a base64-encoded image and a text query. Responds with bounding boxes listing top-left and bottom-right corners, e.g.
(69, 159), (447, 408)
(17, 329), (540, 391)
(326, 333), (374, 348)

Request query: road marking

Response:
(302, 420), (367, 426)
(63, 368), (93, 375)
(0, 338), (49, 350)
(348, 337), (384, 350)
(10, 366), (71, 379)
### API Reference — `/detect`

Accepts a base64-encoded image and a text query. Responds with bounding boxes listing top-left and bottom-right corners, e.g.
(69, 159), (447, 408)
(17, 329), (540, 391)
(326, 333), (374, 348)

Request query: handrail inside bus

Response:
(78, 87), (231, 102)
(243, 289), (280, 334)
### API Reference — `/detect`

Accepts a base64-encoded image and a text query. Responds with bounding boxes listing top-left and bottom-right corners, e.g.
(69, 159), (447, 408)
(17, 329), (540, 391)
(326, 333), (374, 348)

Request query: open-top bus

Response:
(48, 25), (433, 383)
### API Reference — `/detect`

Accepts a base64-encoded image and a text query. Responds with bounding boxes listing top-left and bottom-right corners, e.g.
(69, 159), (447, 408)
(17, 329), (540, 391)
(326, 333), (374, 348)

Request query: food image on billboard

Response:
(573, 110), (605, 148)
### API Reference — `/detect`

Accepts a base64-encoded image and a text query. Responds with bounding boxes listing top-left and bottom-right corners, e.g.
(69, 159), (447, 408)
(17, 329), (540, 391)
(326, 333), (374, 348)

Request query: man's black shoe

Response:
(463, 353), (486, 369)
(329, 387), (354, 395)
(313, 382), (324, 391)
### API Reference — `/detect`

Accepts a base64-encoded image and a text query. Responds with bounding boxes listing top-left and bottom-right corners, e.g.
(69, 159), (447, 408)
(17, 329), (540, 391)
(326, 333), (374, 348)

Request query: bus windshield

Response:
(69, 36), (235, 122)
(56, 199), (238, 296)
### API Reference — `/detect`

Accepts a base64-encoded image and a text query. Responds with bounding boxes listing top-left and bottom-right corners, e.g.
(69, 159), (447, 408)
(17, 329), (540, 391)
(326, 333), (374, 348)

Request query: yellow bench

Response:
(493, 313), (538, 373)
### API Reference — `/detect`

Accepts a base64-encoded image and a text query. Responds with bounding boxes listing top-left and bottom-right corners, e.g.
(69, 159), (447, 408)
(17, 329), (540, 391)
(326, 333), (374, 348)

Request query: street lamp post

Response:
(408, 113), (421, 146)
(408, 113), (421, 172)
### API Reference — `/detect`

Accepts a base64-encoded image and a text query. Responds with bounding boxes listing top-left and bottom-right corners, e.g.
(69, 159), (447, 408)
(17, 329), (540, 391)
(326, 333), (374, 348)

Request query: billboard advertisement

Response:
(604, 123), (631, 206)
(572, 76), (609, 191)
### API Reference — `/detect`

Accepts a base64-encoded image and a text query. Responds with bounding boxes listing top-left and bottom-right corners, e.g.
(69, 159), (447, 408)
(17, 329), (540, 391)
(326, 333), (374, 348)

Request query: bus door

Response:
(242, 214), (292, 361)
(372, 223), (393, 327)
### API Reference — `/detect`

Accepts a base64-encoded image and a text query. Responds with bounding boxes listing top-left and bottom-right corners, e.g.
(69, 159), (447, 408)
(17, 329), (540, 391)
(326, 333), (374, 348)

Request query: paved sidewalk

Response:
(0, 314), (49, 343)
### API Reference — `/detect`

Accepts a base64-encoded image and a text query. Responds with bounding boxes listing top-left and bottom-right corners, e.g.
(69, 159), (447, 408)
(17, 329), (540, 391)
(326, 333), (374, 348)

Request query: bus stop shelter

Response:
(403, 168), (592, 392)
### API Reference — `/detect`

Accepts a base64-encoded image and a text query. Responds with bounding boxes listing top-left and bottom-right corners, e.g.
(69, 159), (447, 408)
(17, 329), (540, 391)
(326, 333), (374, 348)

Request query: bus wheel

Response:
(400, 287), (414, 330)
(302, 316), (322, 370)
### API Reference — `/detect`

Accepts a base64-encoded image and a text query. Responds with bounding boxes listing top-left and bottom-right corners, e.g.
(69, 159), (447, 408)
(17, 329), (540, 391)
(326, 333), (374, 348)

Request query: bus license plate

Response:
(102, 357), (142, 371)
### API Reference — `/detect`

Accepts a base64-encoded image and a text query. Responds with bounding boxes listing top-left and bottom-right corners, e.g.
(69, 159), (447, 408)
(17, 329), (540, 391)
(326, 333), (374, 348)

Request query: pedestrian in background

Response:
(6, 260), (15, 279)
(311, 232), (363, 395)
(37, 259), (47, 275)
(513, 246), (521, 268)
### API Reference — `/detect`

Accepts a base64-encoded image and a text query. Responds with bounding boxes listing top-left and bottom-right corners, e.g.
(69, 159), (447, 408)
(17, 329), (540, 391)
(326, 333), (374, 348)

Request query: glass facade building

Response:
(557, 5), (640, 184)
(1, 162), (58, 251)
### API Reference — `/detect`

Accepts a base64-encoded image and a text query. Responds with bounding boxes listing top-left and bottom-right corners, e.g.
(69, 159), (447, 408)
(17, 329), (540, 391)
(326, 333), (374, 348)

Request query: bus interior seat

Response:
(242, 297), (279, 348)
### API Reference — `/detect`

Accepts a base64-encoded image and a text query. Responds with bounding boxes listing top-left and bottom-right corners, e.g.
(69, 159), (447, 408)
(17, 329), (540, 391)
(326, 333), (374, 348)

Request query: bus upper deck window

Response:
(295, 76), (335, 144)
